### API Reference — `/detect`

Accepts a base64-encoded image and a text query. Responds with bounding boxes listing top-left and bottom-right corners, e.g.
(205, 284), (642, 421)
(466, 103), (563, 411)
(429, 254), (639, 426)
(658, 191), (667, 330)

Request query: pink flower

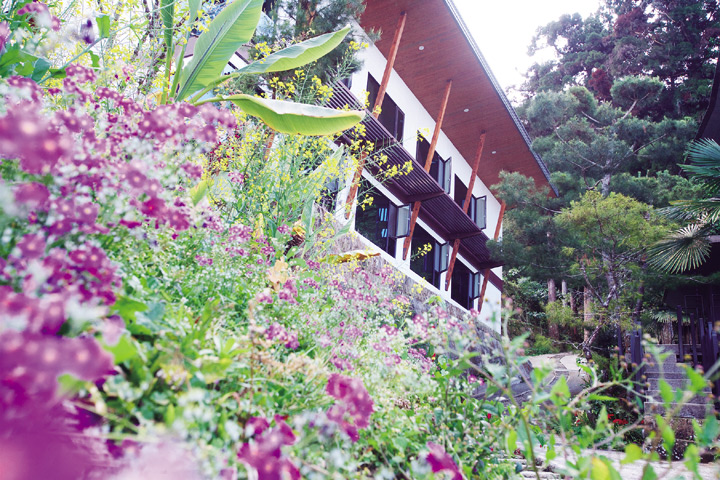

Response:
(237, 416), (299, 480)
(14, 182), (49, 209)
(0, 21), (9, 51)
(16, 233), (45, 259)
(325, 374), (374, 442)
(426, 442), (464, 480)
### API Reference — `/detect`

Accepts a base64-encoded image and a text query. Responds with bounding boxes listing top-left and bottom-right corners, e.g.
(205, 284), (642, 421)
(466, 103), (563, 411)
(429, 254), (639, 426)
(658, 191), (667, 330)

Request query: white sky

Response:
(453, 0), (602, 96)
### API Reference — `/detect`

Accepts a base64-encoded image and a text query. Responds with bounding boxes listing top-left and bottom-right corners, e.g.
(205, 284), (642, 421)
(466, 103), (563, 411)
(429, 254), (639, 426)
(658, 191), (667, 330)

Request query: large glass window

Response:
(451, 263), (482, 310)
(355, 180), (410, 257)
(416, 135), (451, 194)
(410, 224), (447, 289)
(367, 75), (405, 141)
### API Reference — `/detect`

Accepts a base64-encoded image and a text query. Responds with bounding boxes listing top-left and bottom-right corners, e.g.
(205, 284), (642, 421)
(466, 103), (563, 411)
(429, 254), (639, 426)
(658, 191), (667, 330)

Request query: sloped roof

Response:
(361, 0), (556, 195)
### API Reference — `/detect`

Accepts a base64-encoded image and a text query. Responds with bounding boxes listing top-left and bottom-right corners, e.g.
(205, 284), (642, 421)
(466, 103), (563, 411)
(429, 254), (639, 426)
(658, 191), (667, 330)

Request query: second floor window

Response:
(367, 75), (405, 141)
(469, 195), (487, 230)
(417, 135), (451, 194)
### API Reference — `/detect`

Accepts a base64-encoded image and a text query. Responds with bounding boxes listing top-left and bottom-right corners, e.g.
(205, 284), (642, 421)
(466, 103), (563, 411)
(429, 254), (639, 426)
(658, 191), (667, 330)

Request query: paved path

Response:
(530, 446), (720, 479)
(519, 353), (720, 479)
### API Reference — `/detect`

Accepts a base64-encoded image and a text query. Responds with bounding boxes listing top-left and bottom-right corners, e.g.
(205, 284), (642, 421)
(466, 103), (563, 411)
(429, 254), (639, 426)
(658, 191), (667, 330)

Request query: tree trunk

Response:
(548, 278), (559, 340)
(561, 279), (567, 306)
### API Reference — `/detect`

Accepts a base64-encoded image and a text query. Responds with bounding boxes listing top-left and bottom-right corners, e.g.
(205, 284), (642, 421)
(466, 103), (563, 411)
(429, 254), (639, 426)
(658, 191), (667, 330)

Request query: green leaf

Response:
(88, 51), (101, 69)
(655, 415), (675, 451)
(164, 403), (176, 426)
(506, 429), (517, 454)
(187, 0), (201, 26)
(96, 14), (111, 38)
(31, 58), (50, 82)
(641, 464), (657, 480)
(591, 457), (610, 480)
(103, 334), (139, 364)
(190, 179), (209, 205)
(658, 378), (674, 405)
(684, 365), (708, 392)
(225, 94), (364, 136)
(550, 375), (570, 404)
(235, 26), (351, 75)
(176, 0), (263, 101)
(698, 415), (719, 446)
(111, 296), (148, 322)
(621, 444), (643, 464)
(160, 0), (175, 50)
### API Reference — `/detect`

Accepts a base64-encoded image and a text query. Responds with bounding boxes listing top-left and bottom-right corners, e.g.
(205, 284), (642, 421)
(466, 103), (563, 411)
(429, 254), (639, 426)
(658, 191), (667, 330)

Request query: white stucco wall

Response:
(346, 44), (504, 331)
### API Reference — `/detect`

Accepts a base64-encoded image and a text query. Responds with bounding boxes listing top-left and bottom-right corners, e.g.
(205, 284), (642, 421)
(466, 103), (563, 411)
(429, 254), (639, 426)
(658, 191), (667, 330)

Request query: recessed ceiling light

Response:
(418, 45), (424, 51)
(491, 151), (497, 154)
(463, 108), (469, 112)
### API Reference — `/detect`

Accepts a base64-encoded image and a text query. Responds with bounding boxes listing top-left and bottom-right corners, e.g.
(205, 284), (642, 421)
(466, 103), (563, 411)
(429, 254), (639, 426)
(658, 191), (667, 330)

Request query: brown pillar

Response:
(444, 134), (486, 290)
(345, 12), (407, 218)
(402, 80), (453, 259)
(477, 200), (506, 311)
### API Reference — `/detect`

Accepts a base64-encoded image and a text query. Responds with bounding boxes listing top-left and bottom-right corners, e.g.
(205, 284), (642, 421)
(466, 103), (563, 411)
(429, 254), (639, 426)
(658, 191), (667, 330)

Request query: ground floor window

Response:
(355, 180), (410, 257)
(450, 262), (481, 309)
(409, 223), (447, 289)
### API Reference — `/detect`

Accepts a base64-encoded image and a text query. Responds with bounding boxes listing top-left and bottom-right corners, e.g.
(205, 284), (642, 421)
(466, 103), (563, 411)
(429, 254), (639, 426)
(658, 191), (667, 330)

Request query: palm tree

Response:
(649, 138), (720, 273)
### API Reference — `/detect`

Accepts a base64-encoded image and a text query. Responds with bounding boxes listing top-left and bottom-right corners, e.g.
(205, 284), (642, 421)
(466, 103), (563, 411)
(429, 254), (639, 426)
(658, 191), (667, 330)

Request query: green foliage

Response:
(223, 93), (364, 135)
(176, 0), (263, 101)
(649, 139), (720, 273)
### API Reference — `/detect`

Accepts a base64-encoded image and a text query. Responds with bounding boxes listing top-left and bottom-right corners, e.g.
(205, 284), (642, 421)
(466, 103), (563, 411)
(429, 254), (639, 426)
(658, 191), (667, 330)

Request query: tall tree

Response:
(524, 0), (719, 120)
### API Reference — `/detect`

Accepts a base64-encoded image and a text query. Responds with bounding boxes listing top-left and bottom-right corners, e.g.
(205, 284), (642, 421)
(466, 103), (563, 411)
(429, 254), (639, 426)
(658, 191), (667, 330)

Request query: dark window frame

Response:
(469, 195), (487, 230)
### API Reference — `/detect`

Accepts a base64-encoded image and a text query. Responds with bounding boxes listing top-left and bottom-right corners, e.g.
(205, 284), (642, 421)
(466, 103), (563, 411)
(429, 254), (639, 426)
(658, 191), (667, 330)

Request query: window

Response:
(410, 225), (447, 289)
(450, 262), (481, 309)
(367, 75), (405, 141)
(388, 203), (411, 238)
(469, 195), (486, 230)
(355, 180), (410, 257)
(318, 177), (340, 213)
(433, 241), (449, 273)
(417, 136), (451, 194)
(469, 271), (481, 300)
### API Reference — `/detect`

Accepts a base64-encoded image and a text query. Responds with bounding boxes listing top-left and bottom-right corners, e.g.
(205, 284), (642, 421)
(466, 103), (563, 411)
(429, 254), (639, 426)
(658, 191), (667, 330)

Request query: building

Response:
(322, 0), (555, 330)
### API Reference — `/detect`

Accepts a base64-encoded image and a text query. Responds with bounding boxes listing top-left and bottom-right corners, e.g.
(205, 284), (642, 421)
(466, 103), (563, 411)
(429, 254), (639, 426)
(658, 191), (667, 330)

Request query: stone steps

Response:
(643, 401), (715, 418)
(645, 389), (711, 405)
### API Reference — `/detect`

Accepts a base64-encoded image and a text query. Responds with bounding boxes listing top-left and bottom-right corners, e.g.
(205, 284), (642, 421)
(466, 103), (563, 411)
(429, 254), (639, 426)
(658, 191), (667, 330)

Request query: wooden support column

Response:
(476, 200), (506, 310)
(444, 133), (486, 290)
(402, 79), (453, 259)
(344, 12), (407, 218)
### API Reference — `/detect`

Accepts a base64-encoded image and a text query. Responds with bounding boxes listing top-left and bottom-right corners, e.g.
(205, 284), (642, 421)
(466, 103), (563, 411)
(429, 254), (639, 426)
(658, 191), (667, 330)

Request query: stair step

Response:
(647, 377), (691, 389)
(645, 390), (711, 405)
(644, 401), (715, 419)
(644, 371), (687, 379)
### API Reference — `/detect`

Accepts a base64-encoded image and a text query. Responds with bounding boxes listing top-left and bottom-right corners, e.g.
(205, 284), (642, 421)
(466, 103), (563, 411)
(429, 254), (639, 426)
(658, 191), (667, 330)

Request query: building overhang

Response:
(360, 0), (556, 196)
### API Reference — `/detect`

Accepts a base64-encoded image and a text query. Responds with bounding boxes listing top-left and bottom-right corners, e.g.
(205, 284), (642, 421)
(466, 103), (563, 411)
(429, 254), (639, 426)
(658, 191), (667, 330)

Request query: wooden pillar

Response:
(548, 278), (559, 340)
(402, 80), (453, 260)
(345, 12), (407, 218)
(476, 200), (506, 312)
(445, 133), (486, 290)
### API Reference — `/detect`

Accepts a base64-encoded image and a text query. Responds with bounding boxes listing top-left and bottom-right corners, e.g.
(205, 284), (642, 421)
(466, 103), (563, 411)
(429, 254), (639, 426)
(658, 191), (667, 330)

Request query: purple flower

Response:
(16, 233), (46, 259)
(237, 416), (299, 480)
(14, 182), (49, 209)
(426, 442), (464, 480)
(325, 374), (374, 442)
(0, 21), (9, 51)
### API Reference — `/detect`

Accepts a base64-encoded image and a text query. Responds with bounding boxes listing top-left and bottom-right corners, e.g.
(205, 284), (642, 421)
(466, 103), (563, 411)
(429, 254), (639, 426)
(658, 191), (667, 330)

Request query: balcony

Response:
(327, 81), (502, 286)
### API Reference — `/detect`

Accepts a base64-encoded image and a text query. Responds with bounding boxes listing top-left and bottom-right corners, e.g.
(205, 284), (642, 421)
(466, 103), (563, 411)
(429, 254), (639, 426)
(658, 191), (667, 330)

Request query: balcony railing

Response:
(327, 81), (502, 278)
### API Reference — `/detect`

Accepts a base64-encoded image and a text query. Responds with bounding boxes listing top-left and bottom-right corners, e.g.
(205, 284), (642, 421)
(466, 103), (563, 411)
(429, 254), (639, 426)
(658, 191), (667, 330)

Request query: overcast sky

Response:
(452, 0), (602, 94)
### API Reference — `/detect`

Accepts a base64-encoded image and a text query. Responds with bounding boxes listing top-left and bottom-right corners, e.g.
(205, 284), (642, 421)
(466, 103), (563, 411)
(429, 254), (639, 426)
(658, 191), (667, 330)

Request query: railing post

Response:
(690, 312), (699, 368)
(676, 305), (684, 362)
